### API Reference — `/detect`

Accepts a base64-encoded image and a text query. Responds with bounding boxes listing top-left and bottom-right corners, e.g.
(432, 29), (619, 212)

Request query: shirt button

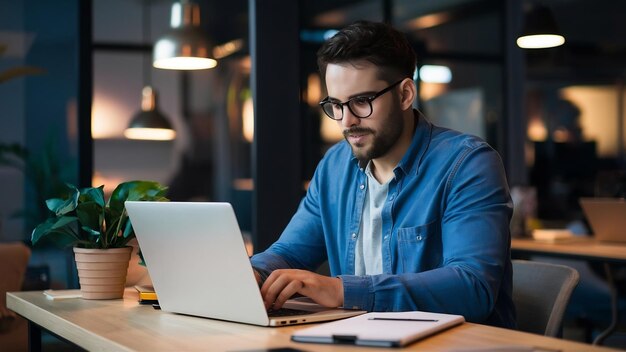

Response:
(359, 184), (365, 190)
(416, 235), (423, 241)
(351, 233), (357, 239)
(384, 235), (389, 240)
(389, 194), (395, 201)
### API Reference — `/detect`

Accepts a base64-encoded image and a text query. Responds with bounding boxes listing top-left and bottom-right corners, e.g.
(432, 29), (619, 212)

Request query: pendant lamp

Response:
(125, 0), (176, 141)
(153, 0), (217, 70)
(124, 87), (176, 140)
(517, 3), (565, 49)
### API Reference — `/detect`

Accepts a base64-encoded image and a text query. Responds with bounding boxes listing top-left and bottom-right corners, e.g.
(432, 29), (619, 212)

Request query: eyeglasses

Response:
(319, 79), (404, 120)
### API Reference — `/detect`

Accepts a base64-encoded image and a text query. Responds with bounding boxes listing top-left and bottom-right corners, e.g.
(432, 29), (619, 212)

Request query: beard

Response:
(343, 101), (404, 162)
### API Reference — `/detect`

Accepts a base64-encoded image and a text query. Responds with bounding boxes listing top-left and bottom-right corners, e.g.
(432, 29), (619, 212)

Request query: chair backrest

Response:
(512, 259), (580, 337)
(0, 241), (31, 351)
(0, 242), (31, 309)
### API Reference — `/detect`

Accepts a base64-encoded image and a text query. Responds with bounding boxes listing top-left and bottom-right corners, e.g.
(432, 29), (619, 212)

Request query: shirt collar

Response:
(351, 109), (433, 175)
(396, 109), (433, 176)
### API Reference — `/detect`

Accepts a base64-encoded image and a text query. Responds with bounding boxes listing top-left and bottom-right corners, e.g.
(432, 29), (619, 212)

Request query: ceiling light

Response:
(127, 3), (175, 141)
(419, 65), (452, 84)
(517, 4), (565, 49)
(124, 86), (176, 141)
(153, 1), (217, 70)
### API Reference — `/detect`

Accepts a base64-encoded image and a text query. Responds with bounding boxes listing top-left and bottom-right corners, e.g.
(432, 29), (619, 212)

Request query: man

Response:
(251, 20), (515, 328)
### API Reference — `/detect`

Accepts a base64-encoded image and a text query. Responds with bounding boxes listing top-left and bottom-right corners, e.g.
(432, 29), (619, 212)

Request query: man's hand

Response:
(260, 269), (343, 310)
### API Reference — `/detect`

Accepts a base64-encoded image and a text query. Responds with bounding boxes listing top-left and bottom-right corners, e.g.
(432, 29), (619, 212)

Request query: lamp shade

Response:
(124, 86), (176, 141)
(517, 4), (565, 49)
(153, 1), (217, 70)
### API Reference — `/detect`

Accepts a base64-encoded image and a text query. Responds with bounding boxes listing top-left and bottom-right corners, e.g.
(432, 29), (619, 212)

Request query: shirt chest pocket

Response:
(396, 220), (441, 273)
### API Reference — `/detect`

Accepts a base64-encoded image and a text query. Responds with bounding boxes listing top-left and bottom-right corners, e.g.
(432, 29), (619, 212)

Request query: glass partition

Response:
(0, 0), (80, 288)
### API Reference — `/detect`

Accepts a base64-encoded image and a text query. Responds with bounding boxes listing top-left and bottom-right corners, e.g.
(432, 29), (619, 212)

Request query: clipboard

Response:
(291, 311), (465, 347)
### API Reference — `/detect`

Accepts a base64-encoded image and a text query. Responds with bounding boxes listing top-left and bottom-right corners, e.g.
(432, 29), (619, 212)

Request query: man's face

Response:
(325, 62), (404, 162)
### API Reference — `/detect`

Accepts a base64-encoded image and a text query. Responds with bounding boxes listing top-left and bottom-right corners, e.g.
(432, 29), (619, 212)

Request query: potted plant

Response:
(31, 180), (168, 299)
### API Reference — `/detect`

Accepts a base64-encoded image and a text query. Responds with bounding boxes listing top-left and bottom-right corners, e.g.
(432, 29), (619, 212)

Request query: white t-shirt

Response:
(355, 162), (389, 276)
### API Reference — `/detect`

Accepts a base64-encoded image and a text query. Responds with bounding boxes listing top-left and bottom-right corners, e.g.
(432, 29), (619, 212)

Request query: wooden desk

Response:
(7, 289), (616, 352)
(511, 238), (626, 264)
(511, 237), (626, 345)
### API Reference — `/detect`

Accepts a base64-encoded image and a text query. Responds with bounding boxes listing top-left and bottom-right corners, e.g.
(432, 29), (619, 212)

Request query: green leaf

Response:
(109, 181), (168, 211)
(31, 217), (79, 248)
(123, 218), (134, 238)
(128, 182), (168, 201)
(81, 226), (101, 237)
(32, 180), (167, 249)
(37, 231), (78, 248)
(137, 249), (147, 266)
(76, 201), (104, 234)
(31, 217), (56, 245)
(45, 184), (79, 216)
(45, 198), (65, 212)
(51, 216), (78, 230)
(79, 185), (105, 207)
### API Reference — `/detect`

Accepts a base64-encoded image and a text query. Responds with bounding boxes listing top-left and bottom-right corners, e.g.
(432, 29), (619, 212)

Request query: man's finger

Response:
(262, 271), (292, 309)
(272, 280), (303, 310)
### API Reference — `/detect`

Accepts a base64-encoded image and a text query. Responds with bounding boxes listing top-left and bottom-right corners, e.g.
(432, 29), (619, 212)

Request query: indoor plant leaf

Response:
(107, 181), (168, 243)
(79, 185), (105, 207)
(81, 225), (101, 237)
(32, 180), (168, 250)
(109, 180), (167, 211)
(36, 230), (80, 248)
(31, 216), (79, 247)
(122, 219), (134, 238)
(45, 184), (79, 216)
(31, 217), (56, 245)
(51, 215), (79, 230)
(75, 186), (105, 234)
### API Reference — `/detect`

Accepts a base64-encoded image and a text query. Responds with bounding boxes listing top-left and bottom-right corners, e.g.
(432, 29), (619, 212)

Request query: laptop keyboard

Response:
(267, 307), (314, 317)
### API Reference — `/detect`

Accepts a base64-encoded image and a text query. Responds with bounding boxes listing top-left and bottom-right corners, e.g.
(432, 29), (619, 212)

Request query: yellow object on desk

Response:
(134, 285), (158, 302)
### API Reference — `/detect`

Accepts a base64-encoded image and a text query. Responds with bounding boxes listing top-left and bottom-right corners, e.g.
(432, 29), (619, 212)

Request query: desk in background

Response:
(511, 237), (626, 345)
(7, 288), (616, 352)
(511, 238), (626, 264)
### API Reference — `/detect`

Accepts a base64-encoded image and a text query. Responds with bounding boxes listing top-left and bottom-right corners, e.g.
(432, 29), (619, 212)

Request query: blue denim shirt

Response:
(251, 113), (516, 328)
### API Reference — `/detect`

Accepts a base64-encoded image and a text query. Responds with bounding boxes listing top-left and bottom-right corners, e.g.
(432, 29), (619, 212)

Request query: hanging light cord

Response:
(142, 0), (150, 86)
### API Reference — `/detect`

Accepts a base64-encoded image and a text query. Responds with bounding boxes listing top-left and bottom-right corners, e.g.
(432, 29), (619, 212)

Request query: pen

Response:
(368, 317), (439, 322)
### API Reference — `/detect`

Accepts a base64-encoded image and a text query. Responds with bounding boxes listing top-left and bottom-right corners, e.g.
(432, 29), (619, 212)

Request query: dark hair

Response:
(317, 21), (417, 83)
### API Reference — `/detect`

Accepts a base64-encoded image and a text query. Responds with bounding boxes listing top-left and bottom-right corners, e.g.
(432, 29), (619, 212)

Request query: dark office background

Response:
(1, 0), (626, 347)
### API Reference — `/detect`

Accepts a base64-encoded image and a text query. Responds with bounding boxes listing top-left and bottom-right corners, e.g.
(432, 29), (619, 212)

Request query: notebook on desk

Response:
(125, 201), (365, 327)
(579, 198), (626, 243)
(291, 311), (465, 347)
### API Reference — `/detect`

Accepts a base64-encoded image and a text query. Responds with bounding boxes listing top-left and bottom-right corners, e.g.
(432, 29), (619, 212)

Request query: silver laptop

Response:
(579, 198), (626, 243)
(125, 201), (365, 326)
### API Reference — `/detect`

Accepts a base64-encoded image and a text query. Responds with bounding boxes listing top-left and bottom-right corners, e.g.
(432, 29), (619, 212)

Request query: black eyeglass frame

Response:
(319, 79), (405, 120)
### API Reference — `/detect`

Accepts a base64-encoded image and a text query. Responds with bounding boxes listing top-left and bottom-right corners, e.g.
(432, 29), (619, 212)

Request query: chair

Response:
(0, 242), (31, 352)
(512, 259), (580, 337)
